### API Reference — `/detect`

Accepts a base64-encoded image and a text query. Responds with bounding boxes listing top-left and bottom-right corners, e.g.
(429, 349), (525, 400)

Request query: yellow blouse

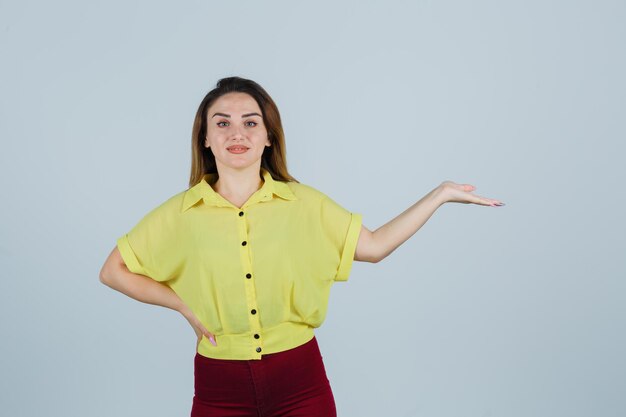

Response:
(116, 167), (362, 360)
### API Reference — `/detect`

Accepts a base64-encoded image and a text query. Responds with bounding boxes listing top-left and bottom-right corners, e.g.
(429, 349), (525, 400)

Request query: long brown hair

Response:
(189, 76), (299, 188)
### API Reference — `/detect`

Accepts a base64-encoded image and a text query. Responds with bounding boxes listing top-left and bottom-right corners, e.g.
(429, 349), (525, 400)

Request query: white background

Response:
(1, 1), (624, 416)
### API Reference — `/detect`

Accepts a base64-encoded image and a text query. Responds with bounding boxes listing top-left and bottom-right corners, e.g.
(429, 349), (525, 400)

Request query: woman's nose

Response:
(229, 124), (246, 138)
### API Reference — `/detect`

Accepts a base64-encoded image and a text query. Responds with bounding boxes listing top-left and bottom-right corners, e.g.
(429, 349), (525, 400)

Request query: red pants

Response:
(191, 335), (337, 417)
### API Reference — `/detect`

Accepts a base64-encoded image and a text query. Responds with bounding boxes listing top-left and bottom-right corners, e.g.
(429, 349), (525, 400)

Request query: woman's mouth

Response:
(227, 146), (249, 154)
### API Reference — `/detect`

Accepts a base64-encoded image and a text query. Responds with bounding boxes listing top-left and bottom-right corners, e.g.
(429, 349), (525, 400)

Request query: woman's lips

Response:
(227, 146), (249, 154)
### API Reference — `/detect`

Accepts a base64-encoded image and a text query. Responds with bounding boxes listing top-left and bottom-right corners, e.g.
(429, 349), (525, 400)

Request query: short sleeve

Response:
(319, 194), (363, 282)
(116, 203), (182, 283)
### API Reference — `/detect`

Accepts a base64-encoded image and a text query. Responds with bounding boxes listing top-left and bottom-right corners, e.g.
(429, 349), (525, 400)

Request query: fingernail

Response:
(209, 336), (217, 346)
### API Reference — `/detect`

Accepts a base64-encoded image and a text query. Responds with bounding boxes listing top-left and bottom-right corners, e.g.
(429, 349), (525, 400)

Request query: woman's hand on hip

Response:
(179, 304), (217, 348)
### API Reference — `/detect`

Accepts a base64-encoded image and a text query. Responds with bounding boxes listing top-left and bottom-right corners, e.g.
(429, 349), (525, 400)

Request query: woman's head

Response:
(189, 76), (298, 187)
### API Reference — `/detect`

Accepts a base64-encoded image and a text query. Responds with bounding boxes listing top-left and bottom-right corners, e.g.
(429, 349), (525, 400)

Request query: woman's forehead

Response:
(210, 92), (261, 114)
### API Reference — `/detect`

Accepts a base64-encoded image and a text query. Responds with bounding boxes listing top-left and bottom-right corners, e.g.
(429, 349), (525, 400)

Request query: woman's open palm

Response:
(438, 181), (505, 207)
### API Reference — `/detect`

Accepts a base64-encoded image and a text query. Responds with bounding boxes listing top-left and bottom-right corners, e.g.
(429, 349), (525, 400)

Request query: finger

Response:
(191, 317), (216, 344)
(200, 326), (217, 346)
(481, 196), (505, 206)
(208, 333), (217, 346)
(198, 329), (217, 346)
(195, 331), (217, 347)
(469, 194), (497, 206)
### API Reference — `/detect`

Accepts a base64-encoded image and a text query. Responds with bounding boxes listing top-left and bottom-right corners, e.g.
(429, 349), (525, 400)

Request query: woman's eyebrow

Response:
(212, 112), (262, 118)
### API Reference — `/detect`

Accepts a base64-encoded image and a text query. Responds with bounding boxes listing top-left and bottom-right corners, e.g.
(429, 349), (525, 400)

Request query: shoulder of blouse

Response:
(282, 181), (327, 202)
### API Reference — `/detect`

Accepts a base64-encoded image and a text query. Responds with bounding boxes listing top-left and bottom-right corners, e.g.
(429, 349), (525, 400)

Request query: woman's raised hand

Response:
(179, 304), (217, 349)
(437, 181), (505, 207)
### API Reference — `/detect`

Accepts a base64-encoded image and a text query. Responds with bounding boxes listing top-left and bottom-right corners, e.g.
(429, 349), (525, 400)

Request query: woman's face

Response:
(204, 92), (270, 172)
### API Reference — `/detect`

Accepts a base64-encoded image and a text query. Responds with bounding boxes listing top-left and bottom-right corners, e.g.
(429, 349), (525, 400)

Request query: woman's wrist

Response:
(430, 184), (448, 207)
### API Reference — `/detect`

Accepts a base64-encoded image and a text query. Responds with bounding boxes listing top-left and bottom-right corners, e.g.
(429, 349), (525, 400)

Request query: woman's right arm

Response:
(99, 246), (185, 312)
(99, 247), (217, 346)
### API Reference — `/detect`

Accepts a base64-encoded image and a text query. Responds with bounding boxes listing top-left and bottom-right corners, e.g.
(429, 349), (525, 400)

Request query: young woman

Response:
(99, 76), (505, 417)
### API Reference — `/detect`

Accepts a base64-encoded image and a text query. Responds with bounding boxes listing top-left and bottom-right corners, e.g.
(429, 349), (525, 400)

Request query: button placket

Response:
(237, 208), (264, 358)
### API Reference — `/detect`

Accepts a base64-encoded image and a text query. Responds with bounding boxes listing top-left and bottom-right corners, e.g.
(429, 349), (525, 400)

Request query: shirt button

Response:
(251, 309), (257, 315)
(242, 241), (247, 246)
(256, 347), (262, 353)
(254, 334), (260, 339)
(239, 211), (244, 216)
(246, 273), (252, 279)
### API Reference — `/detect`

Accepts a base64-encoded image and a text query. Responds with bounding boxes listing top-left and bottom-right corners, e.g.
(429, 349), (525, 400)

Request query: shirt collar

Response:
(181, 167), (298, 212)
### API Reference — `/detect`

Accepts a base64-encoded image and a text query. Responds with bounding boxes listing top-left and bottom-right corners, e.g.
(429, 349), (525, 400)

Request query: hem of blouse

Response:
(196, 321), (315, 360)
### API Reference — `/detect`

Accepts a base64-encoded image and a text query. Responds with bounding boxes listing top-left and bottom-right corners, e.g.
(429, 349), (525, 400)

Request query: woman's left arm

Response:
(354, 181), (505, 263)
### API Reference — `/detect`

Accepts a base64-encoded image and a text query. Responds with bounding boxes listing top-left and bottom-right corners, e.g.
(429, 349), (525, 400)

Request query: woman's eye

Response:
(217, 121), (229, 127)
(246, 121), (257, 127)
